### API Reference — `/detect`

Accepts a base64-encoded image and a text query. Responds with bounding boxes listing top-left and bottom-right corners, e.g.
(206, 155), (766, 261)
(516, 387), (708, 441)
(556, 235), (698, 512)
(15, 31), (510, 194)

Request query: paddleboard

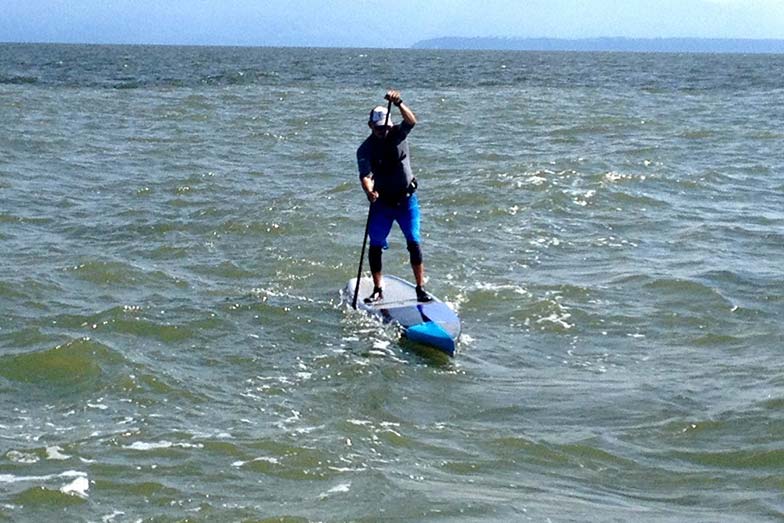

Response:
(344, 275), (461, 356)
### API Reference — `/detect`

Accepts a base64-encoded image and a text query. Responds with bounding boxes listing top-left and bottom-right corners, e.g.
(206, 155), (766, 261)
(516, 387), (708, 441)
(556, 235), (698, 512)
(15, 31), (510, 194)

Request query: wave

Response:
(51, 303), (229, 344)
(0, 75), (38, 85)
(61, 259), (189, 291)
(0, 337), (123, 388)
(644, 277), (735, 309)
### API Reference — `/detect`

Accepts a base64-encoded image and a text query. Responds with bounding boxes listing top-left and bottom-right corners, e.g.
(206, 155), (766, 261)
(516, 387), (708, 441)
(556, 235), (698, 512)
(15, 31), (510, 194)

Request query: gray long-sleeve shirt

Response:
(357, 120), (415, 204)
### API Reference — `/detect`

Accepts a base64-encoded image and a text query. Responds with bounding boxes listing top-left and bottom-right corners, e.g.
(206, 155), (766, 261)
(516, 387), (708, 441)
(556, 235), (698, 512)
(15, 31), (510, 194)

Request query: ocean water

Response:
(1, 44), (783, 522)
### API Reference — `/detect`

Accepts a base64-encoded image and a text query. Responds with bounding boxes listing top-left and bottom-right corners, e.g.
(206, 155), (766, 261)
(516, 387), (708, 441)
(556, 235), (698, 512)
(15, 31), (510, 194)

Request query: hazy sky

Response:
(3, 0), (783, 47)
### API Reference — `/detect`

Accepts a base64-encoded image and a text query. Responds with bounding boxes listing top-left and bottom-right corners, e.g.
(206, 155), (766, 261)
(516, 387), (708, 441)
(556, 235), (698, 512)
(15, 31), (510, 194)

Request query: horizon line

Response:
(2, 35), (784, 50)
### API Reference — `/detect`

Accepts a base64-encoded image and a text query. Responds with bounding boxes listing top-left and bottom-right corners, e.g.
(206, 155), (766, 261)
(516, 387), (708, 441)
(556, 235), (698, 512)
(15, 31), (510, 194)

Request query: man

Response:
(356, 90), (432, 304)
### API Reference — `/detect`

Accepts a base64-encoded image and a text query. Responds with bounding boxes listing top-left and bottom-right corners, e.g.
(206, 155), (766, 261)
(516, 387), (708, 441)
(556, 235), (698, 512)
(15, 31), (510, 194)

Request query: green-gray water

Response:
(1, 44), (783, 521)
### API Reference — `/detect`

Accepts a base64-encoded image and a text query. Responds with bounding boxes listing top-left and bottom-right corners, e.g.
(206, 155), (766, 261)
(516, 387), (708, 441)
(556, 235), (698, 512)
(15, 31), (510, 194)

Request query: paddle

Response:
(352, 96), (393, 309)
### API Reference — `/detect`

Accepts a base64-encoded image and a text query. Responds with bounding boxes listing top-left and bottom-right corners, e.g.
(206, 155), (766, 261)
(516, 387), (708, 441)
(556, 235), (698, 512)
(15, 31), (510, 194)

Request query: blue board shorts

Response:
(369, 193), (421, 248)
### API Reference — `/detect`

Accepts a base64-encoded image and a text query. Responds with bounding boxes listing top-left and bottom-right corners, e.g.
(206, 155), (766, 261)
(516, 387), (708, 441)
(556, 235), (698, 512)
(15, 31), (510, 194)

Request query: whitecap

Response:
(320, 482), (351, 499)
(6, 450), (38, 464)
(232, 456), (280, 467)
(102, 511), (126, 523)
(0, 470), (89, 495)
(60, 476), (89, 498)
(124, 441), (173, 451)
(123, 441), (204, 451)
(46, 446), (71, 460)
(536, 312), (574, 329)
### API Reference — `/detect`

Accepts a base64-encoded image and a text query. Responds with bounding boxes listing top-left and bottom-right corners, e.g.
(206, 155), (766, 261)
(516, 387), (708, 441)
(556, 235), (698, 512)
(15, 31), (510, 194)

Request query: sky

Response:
(2, 0), (783, 48)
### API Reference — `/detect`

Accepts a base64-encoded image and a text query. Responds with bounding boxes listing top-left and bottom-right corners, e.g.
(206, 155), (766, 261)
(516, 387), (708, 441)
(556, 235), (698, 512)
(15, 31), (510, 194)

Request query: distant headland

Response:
(412, 37), (784, 54)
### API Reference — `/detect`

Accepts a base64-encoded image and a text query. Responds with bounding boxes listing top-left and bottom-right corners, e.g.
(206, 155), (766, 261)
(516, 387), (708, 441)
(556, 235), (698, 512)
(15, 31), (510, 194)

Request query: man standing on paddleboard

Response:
(356, 90), (432, 304)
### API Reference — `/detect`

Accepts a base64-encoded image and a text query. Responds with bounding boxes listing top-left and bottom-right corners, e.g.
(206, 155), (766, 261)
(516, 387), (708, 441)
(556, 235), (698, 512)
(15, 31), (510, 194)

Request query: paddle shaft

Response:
(352, 209), (371, 309)
(352, 96), (393, 309)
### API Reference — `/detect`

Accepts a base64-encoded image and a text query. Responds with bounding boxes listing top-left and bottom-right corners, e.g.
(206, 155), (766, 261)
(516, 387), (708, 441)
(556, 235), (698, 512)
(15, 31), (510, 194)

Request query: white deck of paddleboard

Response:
(347, 275), (437, 309)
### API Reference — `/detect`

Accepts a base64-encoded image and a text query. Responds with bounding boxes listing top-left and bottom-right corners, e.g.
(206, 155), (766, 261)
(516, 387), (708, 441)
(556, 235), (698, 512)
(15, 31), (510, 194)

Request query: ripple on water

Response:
(228, 439), (349, 481)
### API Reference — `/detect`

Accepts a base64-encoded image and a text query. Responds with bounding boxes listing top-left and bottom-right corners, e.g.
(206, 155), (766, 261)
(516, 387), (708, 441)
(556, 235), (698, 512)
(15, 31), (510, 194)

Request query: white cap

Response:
(369, 105), (394, 127)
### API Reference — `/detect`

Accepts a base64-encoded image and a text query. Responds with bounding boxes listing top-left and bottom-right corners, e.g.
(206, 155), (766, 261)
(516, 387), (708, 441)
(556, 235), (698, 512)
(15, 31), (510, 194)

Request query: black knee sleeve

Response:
(369, 246), (383, 274)
(407, 241), (423, 266)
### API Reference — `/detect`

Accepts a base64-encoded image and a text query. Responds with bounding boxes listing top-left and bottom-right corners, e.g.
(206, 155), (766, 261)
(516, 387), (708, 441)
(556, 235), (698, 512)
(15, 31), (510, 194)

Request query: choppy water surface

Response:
(1, 44), (783, 521)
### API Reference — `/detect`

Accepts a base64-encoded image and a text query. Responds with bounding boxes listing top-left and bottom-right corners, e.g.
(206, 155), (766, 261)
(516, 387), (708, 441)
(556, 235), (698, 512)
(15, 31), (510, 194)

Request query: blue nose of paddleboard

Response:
(405, 321), (455, 356)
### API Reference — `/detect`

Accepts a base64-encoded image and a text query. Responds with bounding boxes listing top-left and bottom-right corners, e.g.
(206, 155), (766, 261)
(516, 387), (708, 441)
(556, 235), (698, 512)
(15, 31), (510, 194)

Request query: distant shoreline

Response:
(412, 37), (784, 54)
